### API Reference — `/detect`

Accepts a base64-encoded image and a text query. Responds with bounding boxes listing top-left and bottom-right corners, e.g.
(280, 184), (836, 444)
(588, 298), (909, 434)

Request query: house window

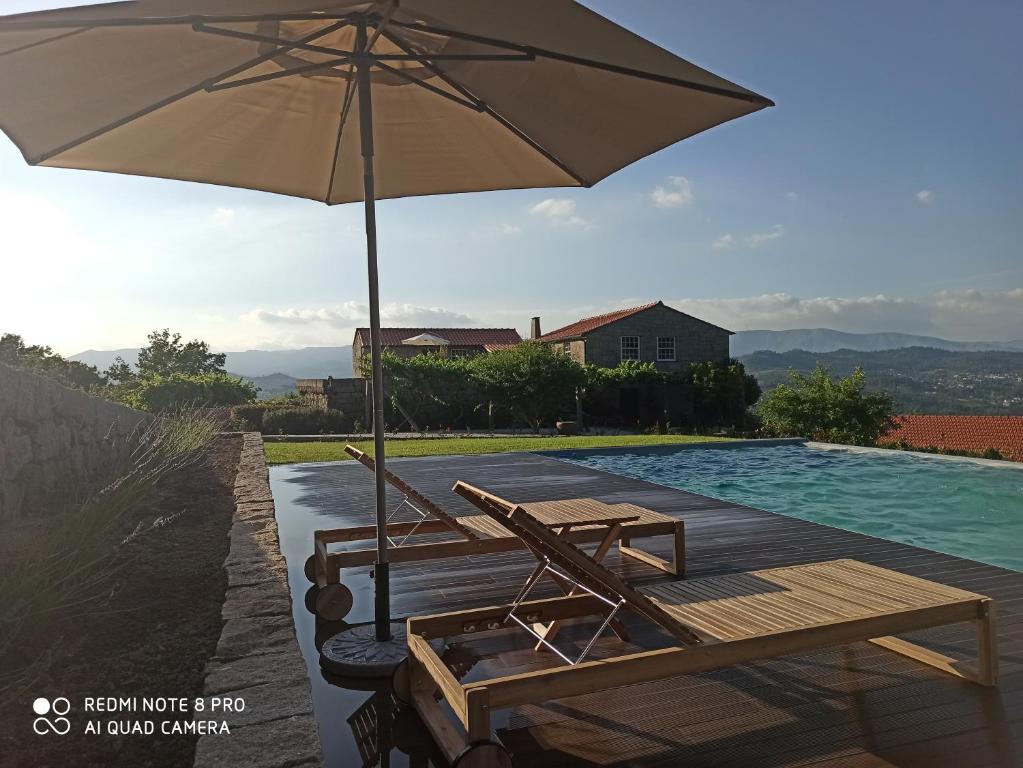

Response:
(657, 336), (676, 362)
(620, 336), (640, 361)
(561, 342), (572, 356)
(450, 348), (473, 359)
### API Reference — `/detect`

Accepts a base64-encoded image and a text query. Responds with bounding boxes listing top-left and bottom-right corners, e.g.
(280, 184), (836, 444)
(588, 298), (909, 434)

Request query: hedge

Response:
(261, 407), (348, 435)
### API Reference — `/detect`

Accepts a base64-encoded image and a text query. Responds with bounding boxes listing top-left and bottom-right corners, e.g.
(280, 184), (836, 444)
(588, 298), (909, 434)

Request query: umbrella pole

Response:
(357, 35), (391, 643)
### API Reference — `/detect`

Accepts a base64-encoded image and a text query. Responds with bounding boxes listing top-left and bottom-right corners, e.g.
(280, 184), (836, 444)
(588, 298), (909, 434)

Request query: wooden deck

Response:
(276, 451), (1023, 767)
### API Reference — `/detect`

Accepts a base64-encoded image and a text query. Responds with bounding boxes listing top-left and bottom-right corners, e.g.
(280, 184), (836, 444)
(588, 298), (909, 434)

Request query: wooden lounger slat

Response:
(456, 515), (517, 540)
(640, 559), (983, 642)
(408, 486), (998, 760)
(345, 445), (481, 540)
(453, 481), (703, 645)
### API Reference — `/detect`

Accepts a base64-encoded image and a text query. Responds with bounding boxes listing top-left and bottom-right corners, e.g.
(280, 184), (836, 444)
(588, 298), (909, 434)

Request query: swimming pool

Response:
(552, 443), (1023, 572)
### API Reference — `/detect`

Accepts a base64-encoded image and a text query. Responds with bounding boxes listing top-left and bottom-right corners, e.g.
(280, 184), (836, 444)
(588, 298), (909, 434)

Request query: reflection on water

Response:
(272, 463), (444, 768)
(556, 444), (1023, 572)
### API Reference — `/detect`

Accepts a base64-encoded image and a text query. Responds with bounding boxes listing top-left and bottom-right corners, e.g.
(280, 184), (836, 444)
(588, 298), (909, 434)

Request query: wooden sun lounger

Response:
(401, 481), (999, 764)
(306, 446), (686, 621)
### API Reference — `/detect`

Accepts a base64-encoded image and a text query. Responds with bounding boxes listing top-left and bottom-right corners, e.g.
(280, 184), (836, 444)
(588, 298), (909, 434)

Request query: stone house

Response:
(536, 301), (733, 426)
(536, 300), (732, 371)
(351, 327), (522, 378)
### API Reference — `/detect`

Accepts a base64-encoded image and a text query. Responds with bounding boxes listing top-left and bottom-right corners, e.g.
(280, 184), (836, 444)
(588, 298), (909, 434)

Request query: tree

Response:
(368, 352), (484, 430)
(758, 363), (897, 445)
(685, 360), (761, 428)
(104, 329), (252, 412)
(0, 332), (105, 390)
(469, 342), (586, 432)
(106, 328), (227, 383)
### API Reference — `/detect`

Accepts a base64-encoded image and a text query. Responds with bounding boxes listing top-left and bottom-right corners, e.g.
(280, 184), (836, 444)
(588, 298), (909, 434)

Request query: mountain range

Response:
(71, 346), (355, 379)
(729, 329), (1023, 357)
(71, 329), (1023, 380)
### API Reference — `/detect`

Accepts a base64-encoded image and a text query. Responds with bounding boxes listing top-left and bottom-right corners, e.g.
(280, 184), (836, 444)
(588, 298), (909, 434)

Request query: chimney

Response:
(530, 316), (541, 340)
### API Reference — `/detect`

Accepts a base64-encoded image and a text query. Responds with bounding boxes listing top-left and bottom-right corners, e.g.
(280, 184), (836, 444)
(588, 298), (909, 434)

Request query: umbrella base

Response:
(319, 621), (437, 678)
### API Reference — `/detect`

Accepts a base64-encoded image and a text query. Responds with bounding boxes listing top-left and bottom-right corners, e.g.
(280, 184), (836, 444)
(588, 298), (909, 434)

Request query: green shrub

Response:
(758, 364), (896, 445)
(261, 407), (347, 434)
(471, 342), (585, 432)
(230, 403), (268, 431)
(682, 360), (761, 429)
(230, 394), (308, 431)
(120, 372), (257, 413)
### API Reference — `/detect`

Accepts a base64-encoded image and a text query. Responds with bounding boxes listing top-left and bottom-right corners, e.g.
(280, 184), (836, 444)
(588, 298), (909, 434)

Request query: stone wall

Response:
(582, 303), (731, 372)
(193, 433), (321, 768)
(0, 363), (151, 521)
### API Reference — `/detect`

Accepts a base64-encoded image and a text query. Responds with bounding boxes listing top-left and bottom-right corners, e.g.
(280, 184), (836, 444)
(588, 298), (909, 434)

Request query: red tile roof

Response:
(878, 415), (1023, 461)
(354, 328), (522, 347)
(539, 302), (661, 341)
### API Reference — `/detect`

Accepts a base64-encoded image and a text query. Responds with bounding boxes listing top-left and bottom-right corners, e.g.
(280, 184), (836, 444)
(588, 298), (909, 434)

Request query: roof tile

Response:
(539, 302), (661, 341)
(878, 415), (1023, 462)
(354, 328), (522, 347)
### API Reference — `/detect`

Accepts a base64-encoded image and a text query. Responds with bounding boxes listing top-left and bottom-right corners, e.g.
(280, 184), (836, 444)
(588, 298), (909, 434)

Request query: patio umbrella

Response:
(0, 0), (772, 648)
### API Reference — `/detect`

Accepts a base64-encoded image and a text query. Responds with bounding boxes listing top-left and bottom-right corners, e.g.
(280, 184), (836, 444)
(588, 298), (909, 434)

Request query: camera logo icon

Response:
(32, 697), (71, 735)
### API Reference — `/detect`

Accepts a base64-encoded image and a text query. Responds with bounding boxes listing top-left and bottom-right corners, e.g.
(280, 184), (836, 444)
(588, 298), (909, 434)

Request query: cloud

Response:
(212, 207), (236, 221)
(916, 189), (934, 204)
(666, 289), (1023, 341)
(650, 176), (694, 208)
(786, 191), (799, 200)
(712, 225), (786, 250)
(746, 224), (786, 248)
(498, 223), (522, 236)
(529, 198), (590, 229)
(246, 302), (478, 330)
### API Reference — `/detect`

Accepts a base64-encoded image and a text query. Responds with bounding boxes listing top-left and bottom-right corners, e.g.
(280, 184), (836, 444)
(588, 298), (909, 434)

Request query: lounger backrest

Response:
(452, 481), (702, 645)
(346, 445), (479, 540)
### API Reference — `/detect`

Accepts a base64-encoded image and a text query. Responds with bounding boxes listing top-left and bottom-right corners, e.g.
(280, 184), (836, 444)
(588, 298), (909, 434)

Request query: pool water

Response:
(553, 444), (1023, 572)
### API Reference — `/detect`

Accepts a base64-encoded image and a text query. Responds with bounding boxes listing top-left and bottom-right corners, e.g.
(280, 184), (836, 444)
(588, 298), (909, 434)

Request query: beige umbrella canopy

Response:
(0, 0), (771, 647)
(0, 0), (770, 202)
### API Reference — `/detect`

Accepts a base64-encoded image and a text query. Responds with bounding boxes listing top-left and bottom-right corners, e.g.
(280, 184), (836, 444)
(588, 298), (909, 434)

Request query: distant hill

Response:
(235, 372), (299, 400)
(741, 347), (1023, 415)
(730, 329), (1023, 357)
(70, 348), (140, 372)
(71, 346), (353, 379)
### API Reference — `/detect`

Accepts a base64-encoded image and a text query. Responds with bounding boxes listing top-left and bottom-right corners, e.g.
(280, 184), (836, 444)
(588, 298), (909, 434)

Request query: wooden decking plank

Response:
(277, 451), (1021, 768)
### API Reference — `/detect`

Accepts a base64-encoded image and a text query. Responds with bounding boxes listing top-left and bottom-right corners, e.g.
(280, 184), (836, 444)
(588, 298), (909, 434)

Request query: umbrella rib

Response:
(205, 56), (352, 92)
(381, 29), (590, 187)
(324, 6), (391, 204)
(373, 61), (484, 113)
(482, 105), (591, 188)
(194, 24), (532, 63)
(386, 19), (773, 106)
(0, 13), (361, 31)
(325, 62), (357, 203)
(193, 22), (355, 59)
(0, 27), (87, 59)
(30, 20), (351, 165)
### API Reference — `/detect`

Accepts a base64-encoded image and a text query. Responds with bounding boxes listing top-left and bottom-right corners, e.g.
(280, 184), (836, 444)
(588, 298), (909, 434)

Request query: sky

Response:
(1, 0), (1021, 355)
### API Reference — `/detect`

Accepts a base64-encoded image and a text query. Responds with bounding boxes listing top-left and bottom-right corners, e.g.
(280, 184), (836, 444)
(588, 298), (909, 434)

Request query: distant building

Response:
(535, 300), (732, 372)
(351, 327), (522, 378)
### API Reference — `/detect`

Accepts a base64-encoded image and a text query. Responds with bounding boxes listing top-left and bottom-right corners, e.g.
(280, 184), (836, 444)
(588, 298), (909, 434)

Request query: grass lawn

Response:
(264, 434), (733, 465)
